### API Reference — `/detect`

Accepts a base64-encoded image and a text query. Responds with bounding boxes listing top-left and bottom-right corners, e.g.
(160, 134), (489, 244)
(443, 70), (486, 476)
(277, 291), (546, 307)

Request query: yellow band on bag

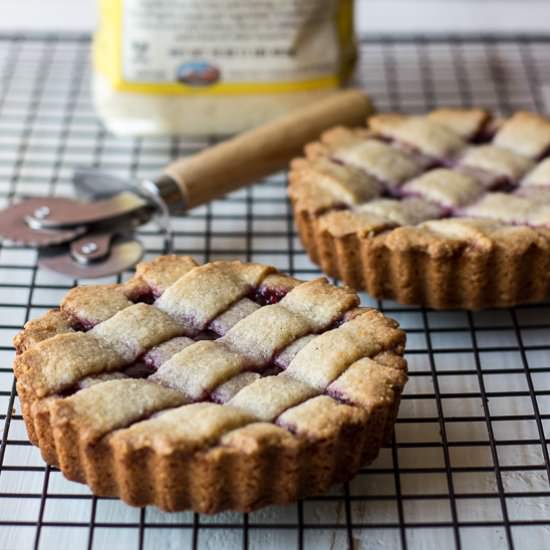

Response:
(94, 0), (353, 96)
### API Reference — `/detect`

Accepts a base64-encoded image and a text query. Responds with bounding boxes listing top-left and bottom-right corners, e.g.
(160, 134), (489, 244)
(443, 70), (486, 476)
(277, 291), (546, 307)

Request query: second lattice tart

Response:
(13, 255), (407, 513)
(290, 109), (550, 309)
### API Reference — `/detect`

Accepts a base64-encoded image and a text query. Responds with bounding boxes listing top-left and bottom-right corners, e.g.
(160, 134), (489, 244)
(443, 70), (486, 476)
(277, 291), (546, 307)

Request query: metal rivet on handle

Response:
(33, 206), (50, 219)
(80, 242), (98, 255)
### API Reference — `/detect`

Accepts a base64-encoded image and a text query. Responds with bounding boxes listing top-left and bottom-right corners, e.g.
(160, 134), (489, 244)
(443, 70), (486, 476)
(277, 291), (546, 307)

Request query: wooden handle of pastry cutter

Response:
(162, 89), (374, 210)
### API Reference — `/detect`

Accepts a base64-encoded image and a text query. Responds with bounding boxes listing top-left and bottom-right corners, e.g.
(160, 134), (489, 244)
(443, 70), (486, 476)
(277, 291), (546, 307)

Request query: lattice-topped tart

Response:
(290, 109), (550, 309)
(13, 255), (407, 513)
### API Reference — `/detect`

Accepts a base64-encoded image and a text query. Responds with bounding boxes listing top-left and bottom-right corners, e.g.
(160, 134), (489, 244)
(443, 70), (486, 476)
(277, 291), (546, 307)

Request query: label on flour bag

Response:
(95, 0), (356, 95)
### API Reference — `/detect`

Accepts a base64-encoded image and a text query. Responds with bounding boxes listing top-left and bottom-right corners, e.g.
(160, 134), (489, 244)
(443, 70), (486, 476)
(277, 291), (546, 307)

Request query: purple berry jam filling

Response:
(261, 364), (284, 377)
(193, 329), (220, 341)
(58, 384), (79, 398)
(68, 316), (97, 332)
(537, 144), (550, 161)
(131, 288), (157, 305)
(315, 202), (350, 217)
(275, 418), (298, 435)
(252, 285), (290, 306)
(326, 387), (353, 406)
(471, 124), (497, 144)
(124, 362), (157, 379)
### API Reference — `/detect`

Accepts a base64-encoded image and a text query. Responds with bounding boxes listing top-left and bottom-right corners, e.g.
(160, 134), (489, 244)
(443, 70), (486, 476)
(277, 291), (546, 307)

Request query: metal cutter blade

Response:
(0, 197), (87, 246)
(38, 233), (145, 279)
(0, 181), (160, 277)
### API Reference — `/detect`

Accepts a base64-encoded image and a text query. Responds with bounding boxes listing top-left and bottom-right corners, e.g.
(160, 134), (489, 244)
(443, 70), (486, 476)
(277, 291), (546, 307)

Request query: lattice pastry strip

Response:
(327, 357), (405, 408)
(133, 254), (200, 296)
(462, 191), (550, 226)
(151, 340), (248, 400)
(78, 371), (128, 390)
(285, 309), (404, 390)
(493, 111), (550, 158)
(211, 372), (261, 403)
(304, 157), (382, 205)
(402, 168), (483, 209)
(52, 379), (187, 445)
(218, 303), (313, 366)
(517, 185), (550, 206)
(156, 261), (273, 332)
(61, 286), (133, 329)
(110, 403), (256, 455)
(522, 158), (550, 187)
(208, 298), (260, 336)
(333, 138), (423, 189)
(143, 336), (195, 369)
(278, 395), (367, 438)
(427, 107), (489, 139)
(90, 303), (183, 363)
(459, 144), (534, 181)
(357, 197), (443, 226)
(228, 375), (317, 421)
(16, 332), (126, 398)
(368, 114), (466, 159)
(12, 310), (75, 354)
(274, 334), (317, 369)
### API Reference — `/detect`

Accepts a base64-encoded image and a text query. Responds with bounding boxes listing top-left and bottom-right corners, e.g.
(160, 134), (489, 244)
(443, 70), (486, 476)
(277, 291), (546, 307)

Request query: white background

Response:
(1, 0), (550, 34)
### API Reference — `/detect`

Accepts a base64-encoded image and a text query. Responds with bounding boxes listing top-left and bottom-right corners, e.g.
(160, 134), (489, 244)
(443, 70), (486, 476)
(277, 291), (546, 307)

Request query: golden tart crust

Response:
(13, 255), (407, 513)
(289, 109), (550, 309)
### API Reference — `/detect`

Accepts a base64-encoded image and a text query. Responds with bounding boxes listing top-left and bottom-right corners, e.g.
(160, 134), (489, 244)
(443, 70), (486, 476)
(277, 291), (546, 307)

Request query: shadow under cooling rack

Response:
(0, 33), (549, 550)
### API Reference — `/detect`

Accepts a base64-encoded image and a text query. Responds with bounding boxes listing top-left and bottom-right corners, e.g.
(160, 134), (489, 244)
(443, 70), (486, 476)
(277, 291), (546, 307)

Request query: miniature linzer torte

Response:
(13, 255), (407, 513)
(290, 109), (550, 309)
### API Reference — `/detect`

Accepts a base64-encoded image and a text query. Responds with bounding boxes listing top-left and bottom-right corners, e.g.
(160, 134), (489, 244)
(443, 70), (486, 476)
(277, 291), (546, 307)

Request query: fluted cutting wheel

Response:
(0, 197), (86, 247)
(38, 236), (144, 279)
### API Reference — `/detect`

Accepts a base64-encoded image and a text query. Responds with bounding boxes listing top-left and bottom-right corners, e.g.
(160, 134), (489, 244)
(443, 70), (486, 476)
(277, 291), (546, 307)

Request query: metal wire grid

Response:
(0, 33), (549, 550)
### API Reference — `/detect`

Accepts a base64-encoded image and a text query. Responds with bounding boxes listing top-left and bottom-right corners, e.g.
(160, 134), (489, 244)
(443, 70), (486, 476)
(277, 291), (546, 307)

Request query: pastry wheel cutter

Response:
(0, 90), (372, 278)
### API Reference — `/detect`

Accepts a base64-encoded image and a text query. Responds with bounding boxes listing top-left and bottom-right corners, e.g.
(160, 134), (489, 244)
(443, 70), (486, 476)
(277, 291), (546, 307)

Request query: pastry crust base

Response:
(18, 373), (404, 513)
(291, 205), (550, 309)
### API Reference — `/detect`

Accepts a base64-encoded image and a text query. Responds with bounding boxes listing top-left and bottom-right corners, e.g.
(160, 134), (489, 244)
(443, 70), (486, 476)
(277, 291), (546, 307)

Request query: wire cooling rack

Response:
(0, 33), (549, 550)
